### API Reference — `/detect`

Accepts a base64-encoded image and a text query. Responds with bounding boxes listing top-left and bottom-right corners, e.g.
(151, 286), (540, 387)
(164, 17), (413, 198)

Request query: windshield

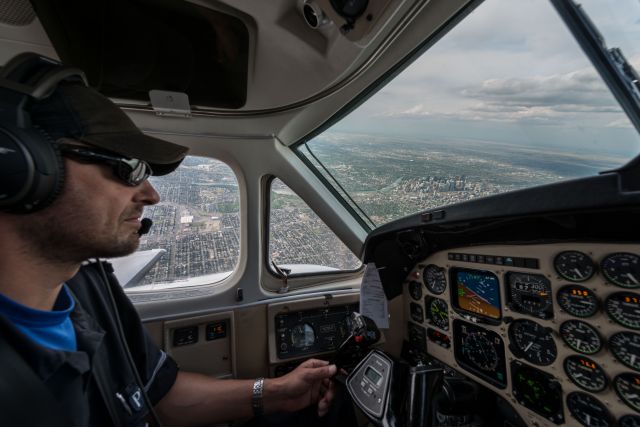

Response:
(296, 0), (640, 228)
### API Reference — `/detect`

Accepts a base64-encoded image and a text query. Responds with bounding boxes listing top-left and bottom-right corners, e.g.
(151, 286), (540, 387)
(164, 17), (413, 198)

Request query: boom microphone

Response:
(138, 218), (153, 236)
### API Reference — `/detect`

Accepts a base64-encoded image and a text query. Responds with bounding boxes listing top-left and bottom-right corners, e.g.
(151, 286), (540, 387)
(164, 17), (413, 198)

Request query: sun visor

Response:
(30, 0), (249, 109)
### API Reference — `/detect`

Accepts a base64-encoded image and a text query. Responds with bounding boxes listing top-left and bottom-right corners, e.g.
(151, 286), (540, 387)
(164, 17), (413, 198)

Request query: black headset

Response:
(0, 52), (88, 214)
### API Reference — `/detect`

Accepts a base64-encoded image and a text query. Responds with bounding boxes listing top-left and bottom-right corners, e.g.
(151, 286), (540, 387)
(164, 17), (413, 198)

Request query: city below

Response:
(135, 132), (625, 288)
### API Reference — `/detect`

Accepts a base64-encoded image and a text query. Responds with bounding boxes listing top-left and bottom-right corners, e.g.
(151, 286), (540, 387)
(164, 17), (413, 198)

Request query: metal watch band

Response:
(252, 377), (264, 416)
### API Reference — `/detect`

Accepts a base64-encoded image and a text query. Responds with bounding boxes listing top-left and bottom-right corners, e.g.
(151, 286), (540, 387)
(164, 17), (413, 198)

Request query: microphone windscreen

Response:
(138, 218), (153, 236)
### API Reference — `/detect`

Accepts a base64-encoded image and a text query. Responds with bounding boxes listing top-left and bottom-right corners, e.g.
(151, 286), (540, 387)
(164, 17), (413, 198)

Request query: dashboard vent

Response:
(0, 0), (36, 26)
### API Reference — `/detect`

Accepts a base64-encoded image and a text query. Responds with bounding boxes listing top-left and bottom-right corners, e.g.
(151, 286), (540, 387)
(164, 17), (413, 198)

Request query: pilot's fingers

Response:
(300, 358), (330, 369)
(317, 380), (337, 417)
(302, 363), (337, 381)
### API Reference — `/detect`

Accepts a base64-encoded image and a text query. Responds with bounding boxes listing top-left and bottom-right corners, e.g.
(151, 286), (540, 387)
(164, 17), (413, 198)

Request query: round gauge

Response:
(601, 253), (640, 289)
(423, 265), (446, 295)
(290, 323), (315, 349)
(620, 415), (640, 427)
(507, 273), (553, 319)
(554, 251), (595, 282)
(613, 373), (640, 412)
(605, 292), (640, 330)
(609, 332), (640, 371)
(566, 392), (613, 427)
(410, 302), (424, 323)
(559, 320), (603, 355)
(408, 281), (422, 300)
(564, 355), (608, 392)
(508, 319), (557, 366)
(427, 297), (449, 330)
(464, 332), (499, 371)
(557, 285), (599, 318)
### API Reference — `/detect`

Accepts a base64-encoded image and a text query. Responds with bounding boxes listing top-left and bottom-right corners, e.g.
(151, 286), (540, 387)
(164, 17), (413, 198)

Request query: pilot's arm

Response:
(154, 359), (338, 426)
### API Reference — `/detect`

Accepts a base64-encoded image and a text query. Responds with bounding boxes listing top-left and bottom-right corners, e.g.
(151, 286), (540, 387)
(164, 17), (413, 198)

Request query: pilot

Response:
(0, 54), (346, 426)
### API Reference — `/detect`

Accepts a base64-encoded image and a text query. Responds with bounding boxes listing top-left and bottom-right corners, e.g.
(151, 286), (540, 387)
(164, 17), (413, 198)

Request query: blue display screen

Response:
(453, 269), (501, 319)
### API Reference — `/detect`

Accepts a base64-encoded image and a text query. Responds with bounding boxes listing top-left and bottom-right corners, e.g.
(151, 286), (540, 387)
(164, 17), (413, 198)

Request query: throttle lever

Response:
(330, 312), (381, 378)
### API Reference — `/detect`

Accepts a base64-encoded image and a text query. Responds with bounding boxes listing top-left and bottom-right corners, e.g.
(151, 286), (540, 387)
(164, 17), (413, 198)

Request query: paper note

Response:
(360, 262), (389, 329)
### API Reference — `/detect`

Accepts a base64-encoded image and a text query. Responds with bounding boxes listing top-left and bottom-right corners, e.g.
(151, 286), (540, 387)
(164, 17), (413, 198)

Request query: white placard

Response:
(359, 262), (389, 329)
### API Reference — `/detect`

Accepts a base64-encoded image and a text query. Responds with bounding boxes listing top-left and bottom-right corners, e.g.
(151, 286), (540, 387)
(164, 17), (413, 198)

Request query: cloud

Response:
(606, 118), (635, 128)
(374, 66), (628, 126)
(379, 104), (430, 118)
(462, 68), (614, 109)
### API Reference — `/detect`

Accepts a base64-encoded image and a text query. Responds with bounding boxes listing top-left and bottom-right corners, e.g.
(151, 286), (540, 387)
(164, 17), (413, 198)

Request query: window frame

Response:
(262, 175), (364, 292)
(292, 0), (484, 230)
(123, 154), (244, 298)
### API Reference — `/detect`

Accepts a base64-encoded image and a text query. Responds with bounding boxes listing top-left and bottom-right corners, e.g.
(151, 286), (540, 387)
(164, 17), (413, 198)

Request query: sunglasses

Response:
(57, 143), (153, 186)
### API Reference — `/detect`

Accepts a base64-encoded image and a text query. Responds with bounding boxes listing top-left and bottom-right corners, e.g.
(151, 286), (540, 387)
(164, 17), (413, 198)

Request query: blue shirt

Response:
(0, 284), (77, 351)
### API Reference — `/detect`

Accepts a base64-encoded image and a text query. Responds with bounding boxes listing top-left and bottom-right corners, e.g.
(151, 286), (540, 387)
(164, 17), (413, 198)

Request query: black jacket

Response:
(0, 261), (178, 426)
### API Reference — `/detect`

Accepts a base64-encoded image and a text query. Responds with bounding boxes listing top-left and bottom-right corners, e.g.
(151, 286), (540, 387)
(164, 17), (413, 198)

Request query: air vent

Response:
(0, 0), (36, 26)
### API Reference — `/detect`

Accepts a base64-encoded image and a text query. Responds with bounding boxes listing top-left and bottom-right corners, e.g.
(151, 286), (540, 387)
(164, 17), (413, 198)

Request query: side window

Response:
(124, 156), (240, 292)
(269, 178), (361, 276)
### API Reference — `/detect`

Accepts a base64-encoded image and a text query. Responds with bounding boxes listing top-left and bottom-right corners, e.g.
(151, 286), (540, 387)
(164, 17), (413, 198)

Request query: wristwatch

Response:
(252, 377), (264, 416)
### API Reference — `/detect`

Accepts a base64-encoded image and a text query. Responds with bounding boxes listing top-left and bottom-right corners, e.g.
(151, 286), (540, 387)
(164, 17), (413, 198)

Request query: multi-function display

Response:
(451, 268), (501, 320)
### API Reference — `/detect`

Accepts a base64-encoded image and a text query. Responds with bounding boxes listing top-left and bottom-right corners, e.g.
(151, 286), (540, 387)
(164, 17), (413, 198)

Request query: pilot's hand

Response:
(268, 358), (338, 417)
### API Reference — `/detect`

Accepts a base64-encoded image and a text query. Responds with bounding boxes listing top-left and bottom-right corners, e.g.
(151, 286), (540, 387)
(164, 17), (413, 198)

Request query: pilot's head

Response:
(0, 53), (189, 263)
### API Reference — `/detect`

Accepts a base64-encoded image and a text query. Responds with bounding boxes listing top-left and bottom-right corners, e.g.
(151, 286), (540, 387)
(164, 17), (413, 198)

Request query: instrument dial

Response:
(465, 332), (499, 371)
(613, 373), (640, 412)
(426, 297), (449, 330)
(601, 253), (640, 289)
(557, 285), (599, 318)
(564, 355), (608, 392)
(454, 320), (507, 388)
(507, 273), (553, 319)
(290, 323), (315, 349)
(566, 392), (613, 427)
(559, 320), (603, 355)
(408, 281), (422, 300)
(423, 265), (446, 295)
(609, 332), (640, 371)
(508, 319), (557, 366)
(554, 251), (595, 282)
(410, 302), (424, 323)
(605, 292), (640, 330)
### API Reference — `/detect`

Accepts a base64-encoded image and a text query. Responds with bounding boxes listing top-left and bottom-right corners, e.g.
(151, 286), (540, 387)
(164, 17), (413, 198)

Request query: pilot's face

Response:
(16, 154), (160, 263)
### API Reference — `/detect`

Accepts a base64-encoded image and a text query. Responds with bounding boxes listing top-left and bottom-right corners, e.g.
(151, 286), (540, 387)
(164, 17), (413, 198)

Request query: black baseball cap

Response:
(30, 83), (189, 175)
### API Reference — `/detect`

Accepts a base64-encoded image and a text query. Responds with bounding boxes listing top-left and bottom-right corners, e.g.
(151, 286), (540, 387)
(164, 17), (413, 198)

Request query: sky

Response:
(331, 0), (640, 159)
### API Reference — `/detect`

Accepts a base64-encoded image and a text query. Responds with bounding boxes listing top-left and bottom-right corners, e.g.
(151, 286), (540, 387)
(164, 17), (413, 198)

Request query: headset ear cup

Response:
(36, 129), (66, 210)
(0, 124), (65, 213)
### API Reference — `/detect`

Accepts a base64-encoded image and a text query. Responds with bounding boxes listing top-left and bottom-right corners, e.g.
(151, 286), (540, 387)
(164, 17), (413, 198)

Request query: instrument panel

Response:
(403, 244), (640, 427)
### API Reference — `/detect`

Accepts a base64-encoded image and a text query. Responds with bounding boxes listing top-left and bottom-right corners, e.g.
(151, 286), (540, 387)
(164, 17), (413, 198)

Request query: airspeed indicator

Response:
(423, 265), (446, 295)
